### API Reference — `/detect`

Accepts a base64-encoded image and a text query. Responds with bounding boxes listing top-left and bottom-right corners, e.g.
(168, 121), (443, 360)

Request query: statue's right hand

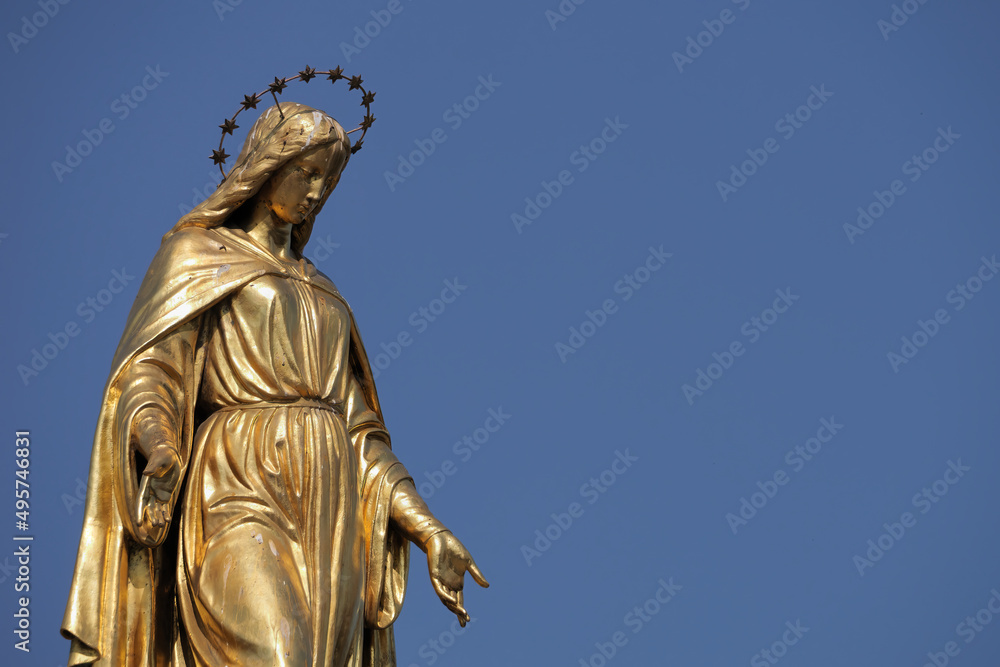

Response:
(135, 445), (182, 547)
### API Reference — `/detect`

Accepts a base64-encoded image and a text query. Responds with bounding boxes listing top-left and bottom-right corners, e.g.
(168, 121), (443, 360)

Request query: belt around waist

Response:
(209, 398), (344, 415)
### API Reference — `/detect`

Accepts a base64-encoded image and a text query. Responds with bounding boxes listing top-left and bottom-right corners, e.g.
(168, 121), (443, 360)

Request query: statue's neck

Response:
(243, 202), (295, 261)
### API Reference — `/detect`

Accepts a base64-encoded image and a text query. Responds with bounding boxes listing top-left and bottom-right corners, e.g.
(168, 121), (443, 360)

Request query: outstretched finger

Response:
(467, 560), (490, 588)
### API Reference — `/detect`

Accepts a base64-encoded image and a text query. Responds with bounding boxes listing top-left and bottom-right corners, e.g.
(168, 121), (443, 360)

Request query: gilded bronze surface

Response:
(62, 102), (487, 666)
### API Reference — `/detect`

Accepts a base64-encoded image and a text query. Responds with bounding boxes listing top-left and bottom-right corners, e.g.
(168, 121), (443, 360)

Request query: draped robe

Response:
(62, 225), (410, 666)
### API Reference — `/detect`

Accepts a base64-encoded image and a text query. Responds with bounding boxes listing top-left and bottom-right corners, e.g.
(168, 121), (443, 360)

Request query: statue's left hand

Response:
(425, 531), (489, 626)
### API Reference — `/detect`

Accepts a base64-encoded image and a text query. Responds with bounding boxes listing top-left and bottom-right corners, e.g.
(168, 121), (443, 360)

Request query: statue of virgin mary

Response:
(61, 100), (488, 666)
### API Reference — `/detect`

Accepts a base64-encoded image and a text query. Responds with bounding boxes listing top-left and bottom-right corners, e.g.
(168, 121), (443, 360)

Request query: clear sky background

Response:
(2, 0), (999, 665)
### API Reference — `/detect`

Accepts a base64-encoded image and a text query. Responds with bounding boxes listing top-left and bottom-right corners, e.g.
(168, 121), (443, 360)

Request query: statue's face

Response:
(259, 142), (344, 226)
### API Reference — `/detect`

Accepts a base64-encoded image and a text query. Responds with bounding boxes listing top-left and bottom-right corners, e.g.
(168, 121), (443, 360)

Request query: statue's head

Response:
(167, 102), (352, 256)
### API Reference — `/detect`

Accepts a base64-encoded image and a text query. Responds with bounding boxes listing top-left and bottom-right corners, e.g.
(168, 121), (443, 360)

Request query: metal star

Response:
(211, 148), (230, 165)
(241, 93), (261, 110)
(219, 118), (239, 135)
(327, 66), (344, 83)
(268, 77), (288, 94)
(361, 90), (375, 106)
(348, 75), (363, 90)
(299, 66), (317, 83)
(360, 113), (375, 130)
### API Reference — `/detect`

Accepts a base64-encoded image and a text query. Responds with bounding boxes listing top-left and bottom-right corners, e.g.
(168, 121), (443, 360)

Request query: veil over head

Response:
(166, 102), (351, 257)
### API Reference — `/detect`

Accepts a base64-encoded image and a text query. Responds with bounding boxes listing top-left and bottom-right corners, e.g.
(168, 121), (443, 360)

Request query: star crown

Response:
(210, 65), (376, 180)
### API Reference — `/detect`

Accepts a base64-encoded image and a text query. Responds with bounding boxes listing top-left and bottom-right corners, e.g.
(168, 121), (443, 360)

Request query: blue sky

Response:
(2, 0), (999, 665)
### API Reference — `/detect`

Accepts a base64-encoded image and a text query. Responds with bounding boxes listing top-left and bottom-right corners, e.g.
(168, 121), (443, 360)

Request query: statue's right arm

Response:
(115, 316), (202, 546)
(132, 406), (183, 538)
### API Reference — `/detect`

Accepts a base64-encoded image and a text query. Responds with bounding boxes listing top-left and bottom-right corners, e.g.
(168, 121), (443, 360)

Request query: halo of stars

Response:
(211, 65), (377, 180)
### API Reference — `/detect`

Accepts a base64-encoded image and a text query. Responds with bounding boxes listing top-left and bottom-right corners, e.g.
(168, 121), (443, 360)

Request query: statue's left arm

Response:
(344, 375), (488, 626)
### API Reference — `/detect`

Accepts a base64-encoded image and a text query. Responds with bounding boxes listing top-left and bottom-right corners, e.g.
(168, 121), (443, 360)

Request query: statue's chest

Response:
(227, 273), (351, 344)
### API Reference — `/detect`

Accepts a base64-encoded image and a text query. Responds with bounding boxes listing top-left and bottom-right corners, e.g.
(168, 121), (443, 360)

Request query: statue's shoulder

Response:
(159, 226), (230, 256)
(152, 227), (260, 277)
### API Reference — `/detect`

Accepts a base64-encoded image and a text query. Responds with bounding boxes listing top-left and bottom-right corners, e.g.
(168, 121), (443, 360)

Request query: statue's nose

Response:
(308, 179), (326, 202)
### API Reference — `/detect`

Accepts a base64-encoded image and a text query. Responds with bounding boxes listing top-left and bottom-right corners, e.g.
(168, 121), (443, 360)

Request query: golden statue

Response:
(62, 69), (488, 666)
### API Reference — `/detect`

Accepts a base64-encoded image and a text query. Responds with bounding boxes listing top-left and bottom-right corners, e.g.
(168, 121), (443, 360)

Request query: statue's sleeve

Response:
(343, 373), (413, 630)
(345, 375), (447, 541)
(113, 316), (203, 540)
